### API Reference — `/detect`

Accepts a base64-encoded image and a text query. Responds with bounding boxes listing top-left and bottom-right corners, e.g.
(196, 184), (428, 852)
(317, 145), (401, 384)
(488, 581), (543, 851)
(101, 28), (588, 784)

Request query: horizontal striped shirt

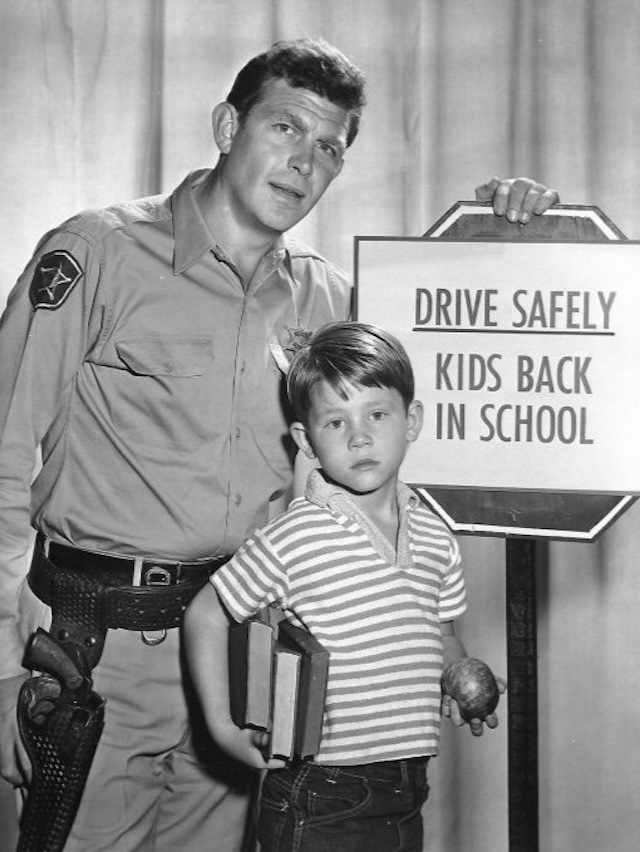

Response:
(213, 469), (466, 765)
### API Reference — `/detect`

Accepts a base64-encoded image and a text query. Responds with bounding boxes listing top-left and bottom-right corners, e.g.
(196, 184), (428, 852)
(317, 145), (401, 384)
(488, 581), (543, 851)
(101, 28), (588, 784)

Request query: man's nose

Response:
(289, 140), (313, 177)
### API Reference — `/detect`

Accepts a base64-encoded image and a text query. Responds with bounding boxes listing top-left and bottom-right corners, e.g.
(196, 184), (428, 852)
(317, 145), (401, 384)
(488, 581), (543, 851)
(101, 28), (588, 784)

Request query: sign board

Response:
(354, 205), (639, 539)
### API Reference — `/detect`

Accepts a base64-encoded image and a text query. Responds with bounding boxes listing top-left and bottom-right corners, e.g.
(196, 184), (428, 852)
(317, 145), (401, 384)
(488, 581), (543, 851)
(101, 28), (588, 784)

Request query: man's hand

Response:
(475, 177), (559, 224)
(0, 673), (32, 786)
(442, 676), (508, 738)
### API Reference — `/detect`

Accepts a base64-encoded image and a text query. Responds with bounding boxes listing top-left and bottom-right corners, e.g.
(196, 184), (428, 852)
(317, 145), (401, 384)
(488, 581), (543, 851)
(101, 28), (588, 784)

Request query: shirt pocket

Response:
(113, 336), (214, 453)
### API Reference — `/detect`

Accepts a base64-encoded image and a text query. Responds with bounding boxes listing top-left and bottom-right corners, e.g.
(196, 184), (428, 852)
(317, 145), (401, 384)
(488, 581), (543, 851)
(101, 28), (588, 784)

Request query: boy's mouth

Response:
(351, 459), (378, 471)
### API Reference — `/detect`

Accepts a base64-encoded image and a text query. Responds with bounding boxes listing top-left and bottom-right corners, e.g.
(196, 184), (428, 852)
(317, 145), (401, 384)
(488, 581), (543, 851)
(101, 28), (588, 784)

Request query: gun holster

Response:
(17, 568), (109, 852)
(17, 672), (105, 852)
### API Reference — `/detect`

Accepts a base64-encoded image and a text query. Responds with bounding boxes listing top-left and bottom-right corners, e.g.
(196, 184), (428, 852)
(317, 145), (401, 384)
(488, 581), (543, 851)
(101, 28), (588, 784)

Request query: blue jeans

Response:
(258, 757), (430, 852)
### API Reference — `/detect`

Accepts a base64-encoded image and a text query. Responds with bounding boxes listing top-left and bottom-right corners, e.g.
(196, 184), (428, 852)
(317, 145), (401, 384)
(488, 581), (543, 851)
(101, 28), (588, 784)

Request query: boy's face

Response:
(291, 380), (423, 500)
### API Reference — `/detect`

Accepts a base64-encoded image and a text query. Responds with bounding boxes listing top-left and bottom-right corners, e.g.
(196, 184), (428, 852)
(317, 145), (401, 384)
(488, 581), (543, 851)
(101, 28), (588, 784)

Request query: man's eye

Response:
(318, 142), (337, 159)
(275, 123), (294, 134)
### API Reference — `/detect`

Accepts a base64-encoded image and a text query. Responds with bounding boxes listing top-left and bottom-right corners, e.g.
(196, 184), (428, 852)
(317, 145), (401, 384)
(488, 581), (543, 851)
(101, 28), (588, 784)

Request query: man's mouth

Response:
(270, 182), (305, 200)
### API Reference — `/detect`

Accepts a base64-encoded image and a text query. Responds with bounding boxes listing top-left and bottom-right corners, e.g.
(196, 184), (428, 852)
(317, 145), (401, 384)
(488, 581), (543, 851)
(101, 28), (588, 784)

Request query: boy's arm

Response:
(441, 619), (468, 668)
(441, 620), (507, 738)
(183, 583), (285, 769)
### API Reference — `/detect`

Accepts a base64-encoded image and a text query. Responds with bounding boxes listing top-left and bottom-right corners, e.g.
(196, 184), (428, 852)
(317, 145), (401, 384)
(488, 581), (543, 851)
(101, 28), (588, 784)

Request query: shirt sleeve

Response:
(211, 527), (290, 623)
(438, 535), (467, 622)
(0, 227), (104, 676)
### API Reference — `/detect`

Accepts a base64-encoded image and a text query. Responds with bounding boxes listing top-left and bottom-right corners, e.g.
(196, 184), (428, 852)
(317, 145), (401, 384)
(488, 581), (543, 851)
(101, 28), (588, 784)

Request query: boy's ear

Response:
(406, 400), (424, 443)
(290, 422), (316, 459)
(212, 102), (240, 155)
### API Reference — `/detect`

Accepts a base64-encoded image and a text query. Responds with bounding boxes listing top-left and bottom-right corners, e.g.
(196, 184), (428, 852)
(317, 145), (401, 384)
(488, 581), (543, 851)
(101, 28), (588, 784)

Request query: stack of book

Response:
(228, 617), (329, 760)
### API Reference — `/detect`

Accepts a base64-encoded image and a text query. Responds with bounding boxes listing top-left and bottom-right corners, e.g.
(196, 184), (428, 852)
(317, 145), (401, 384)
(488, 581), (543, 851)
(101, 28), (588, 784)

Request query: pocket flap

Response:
(115, 337), (212, 377)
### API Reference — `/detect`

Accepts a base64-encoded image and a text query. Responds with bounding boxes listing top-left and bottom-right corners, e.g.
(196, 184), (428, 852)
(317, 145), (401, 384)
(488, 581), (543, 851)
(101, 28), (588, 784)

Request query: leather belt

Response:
(29, 535), (230, 632)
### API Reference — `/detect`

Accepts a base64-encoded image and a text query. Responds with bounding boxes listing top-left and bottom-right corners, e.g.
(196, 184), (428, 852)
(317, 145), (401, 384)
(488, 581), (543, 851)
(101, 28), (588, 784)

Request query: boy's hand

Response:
(228, 727), (270, 768)
(213, 720), (287, 770)
(442, 676), (507, 737)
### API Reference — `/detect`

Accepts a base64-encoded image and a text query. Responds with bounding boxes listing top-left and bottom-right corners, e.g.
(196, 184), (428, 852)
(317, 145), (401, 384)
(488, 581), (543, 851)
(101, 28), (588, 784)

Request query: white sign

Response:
(355, 238), (640, 495)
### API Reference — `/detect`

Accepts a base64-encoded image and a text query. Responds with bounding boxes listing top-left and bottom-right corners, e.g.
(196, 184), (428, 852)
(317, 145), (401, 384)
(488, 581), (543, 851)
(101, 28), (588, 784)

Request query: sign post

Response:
(354, 204), (638, 851)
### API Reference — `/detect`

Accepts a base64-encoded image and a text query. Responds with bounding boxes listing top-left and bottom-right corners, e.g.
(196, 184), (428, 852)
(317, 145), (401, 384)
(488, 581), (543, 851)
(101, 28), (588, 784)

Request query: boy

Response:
(184, 321), (503, 852)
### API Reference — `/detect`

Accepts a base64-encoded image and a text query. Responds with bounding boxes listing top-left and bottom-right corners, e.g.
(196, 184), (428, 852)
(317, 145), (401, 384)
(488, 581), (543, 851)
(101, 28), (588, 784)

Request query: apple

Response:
(441, 657), (500, 722)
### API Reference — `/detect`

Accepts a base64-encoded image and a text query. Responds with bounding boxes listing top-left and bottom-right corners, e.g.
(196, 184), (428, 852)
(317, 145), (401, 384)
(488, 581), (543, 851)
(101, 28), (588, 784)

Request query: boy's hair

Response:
(286, 322), (415, 424)
(226, 38), (366, 147)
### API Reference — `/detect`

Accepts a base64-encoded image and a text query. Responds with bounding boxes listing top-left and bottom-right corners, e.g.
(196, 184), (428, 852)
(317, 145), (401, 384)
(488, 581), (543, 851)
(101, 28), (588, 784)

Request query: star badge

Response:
(29, 250), (83, 310)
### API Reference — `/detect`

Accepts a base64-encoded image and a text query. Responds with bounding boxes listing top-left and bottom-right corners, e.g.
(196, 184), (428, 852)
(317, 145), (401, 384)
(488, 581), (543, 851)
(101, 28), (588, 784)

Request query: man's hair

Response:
(287, 322), (415, 424)
(226, 38), (366, 147)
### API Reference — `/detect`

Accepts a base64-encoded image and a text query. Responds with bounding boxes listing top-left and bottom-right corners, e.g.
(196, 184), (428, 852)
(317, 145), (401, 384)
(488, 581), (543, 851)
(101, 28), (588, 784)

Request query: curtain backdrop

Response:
(1, 2), (638, 851)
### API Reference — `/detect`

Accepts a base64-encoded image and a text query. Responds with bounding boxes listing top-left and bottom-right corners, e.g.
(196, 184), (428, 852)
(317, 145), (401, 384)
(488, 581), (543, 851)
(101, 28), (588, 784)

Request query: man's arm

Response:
(0, 229), (104, 785)
(0, 674), (31, 785)
(475, 176), (560, 223)
(183, 583), (285, 770)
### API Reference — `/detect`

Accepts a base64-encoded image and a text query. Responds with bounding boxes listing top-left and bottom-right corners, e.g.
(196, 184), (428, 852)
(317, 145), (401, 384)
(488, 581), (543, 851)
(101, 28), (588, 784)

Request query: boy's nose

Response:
(348, 429), (371, 449)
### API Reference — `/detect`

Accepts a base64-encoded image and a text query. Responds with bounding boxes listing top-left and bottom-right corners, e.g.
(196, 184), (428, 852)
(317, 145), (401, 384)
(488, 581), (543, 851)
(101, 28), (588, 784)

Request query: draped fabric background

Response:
(1, 2), (638, 850)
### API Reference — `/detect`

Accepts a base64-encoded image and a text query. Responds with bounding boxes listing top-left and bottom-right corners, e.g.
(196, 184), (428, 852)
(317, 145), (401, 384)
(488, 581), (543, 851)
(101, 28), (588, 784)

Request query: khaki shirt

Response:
(0, 169), (350, 675)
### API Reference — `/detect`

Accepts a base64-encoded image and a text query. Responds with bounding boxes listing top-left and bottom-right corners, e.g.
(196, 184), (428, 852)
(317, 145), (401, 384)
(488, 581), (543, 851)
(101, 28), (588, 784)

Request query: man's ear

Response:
(211, 102), (240, 155)
(290, 421), (316, 459)
(406, 400), (424, 443)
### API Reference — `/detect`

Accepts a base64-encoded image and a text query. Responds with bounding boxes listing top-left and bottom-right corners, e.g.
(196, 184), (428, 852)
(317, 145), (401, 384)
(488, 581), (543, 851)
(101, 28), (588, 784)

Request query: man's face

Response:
(220, 78), (352, 236)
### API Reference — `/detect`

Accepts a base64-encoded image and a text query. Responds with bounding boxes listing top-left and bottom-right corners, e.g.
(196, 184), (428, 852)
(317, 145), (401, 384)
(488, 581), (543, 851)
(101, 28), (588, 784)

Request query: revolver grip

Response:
(23, 628), (85, 692)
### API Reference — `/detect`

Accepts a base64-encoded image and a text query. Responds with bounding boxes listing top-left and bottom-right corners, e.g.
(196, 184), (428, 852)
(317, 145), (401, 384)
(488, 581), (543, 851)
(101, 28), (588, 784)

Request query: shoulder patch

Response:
(29, 250), (83, 310)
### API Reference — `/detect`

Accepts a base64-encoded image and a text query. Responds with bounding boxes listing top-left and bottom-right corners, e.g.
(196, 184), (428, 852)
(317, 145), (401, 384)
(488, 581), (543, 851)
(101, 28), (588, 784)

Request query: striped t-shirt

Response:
(212, 469), (467, 766)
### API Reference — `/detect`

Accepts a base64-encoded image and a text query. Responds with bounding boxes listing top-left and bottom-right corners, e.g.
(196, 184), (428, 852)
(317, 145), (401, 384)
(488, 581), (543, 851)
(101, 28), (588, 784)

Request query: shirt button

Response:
(235, 428), (241, 439)
(235, 494), (242, 506)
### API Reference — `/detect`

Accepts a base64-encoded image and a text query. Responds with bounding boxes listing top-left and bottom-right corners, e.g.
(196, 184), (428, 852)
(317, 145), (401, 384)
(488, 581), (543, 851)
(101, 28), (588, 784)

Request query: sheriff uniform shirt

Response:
(0, 169), (350, 677)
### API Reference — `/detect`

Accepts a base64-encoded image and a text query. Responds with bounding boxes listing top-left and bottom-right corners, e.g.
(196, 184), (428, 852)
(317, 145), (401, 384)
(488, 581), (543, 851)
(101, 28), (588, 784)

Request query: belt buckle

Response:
(143, 565), (173, 586)
(139, 561), (172, 645)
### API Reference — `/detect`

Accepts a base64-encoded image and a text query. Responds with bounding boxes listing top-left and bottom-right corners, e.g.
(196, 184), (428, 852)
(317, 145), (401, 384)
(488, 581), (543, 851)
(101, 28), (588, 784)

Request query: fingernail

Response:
(520, 212), (530, 224)
(507, 210), (517, 222)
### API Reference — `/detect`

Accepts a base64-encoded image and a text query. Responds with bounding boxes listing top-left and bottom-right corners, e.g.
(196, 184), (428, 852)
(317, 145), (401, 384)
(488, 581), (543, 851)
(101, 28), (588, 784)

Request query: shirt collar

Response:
(172, 170), (217, 274)
(172, 168), (289, 275)
(305, 468), (419, 516)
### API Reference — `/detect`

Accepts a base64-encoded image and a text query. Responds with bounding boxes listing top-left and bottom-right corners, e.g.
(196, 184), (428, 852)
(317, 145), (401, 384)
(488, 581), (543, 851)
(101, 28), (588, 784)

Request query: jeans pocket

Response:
(260, 769), (294, 814)
(259, 770), (297, 852)
(305, 772), (371, 823)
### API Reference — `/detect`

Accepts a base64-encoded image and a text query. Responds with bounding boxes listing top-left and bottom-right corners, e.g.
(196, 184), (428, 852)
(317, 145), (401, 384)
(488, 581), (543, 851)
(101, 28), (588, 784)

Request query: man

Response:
(0, 38), (558, 852)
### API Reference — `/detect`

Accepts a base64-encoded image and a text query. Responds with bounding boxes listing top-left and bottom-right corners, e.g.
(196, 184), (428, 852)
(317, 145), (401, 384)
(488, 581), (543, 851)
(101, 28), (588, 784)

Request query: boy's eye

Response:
(371, 410), (387, 421)
(326, 419), (343, 429)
